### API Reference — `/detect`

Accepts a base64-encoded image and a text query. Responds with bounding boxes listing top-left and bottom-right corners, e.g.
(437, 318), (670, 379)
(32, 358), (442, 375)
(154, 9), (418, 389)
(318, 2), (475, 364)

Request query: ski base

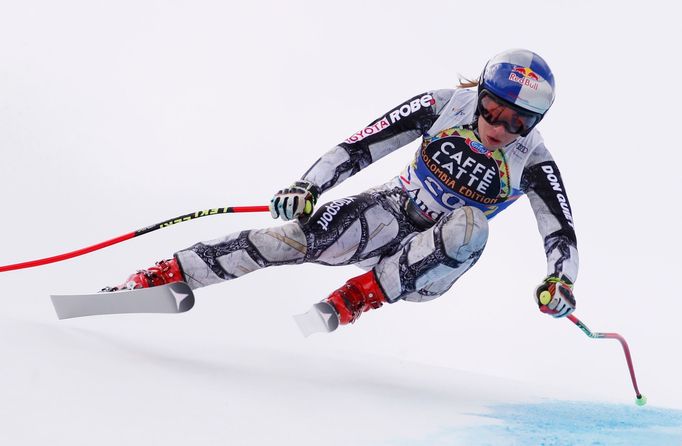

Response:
(51, 282), (195, 320)
(293, 302), (339, 337)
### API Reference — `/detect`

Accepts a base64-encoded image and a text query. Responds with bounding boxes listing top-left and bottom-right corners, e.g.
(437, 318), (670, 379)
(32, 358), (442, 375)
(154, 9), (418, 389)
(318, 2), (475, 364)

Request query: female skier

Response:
(105, 48), (578, 334)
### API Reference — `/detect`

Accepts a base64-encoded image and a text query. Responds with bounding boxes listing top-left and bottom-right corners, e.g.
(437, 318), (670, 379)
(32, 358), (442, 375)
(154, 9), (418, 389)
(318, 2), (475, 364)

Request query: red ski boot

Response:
(294, 270), (388, 336)
(103, 258), (184, 292)
(324, 270), (387, 325)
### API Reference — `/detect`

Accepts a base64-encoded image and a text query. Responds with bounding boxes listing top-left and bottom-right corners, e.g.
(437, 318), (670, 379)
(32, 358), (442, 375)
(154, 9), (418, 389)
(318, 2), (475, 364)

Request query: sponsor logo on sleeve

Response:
(344, 94), (434, 144)
(541, 164), (574, 228)
(344, 117), (391, 144)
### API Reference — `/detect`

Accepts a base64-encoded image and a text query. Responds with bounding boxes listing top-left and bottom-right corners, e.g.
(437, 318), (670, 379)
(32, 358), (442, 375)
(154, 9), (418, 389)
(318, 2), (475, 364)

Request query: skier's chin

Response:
(482, 132), (518, 150)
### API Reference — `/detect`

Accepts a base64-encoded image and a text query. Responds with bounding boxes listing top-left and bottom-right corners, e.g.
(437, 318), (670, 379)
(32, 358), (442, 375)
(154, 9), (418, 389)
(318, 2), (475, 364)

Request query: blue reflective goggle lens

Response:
(478, 93), (540, 135)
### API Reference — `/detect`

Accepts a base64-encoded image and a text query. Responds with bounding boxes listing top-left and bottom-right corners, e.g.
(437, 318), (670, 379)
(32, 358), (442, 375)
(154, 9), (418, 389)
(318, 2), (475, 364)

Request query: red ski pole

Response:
(0, 205), (269, 273)
(565, 312), (646, 406)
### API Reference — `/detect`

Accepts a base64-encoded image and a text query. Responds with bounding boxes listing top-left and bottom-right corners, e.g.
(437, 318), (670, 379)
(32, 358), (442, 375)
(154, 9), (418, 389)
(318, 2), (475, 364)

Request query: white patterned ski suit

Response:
(175, 88), (578, 303)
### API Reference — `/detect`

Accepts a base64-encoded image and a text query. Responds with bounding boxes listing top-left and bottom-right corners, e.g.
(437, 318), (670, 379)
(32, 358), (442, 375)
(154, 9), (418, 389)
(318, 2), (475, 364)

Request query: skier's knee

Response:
(248, 222), (308, 262)
(440, 206), (488, 262)
(400, 208), (487, 303)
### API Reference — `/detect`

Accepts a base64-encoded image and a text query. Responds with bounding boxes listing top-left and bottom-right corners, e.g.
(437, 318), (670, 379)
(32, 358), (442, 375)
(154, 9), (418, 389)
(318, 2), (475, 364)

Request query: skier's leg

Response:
(174, 223), (308, 289)
(175, 184), (416, 289)
(319, 206), (488, 327)
(103, 222), (307, 291)
(375, 205), (489, 303)
(301, 191), (414, 266)
(106, 185), (409, 291)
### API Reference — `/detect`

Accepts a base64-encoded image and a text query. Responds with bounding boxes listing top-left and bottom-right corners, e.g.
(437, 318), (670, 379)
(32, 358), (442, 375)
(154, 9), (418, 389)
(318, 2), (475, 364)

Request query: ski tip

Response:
(49, 294), (71, 320)
(168, 282), (195, 312)
(293, 302), (339, 337)
(50, 282), (195, 319)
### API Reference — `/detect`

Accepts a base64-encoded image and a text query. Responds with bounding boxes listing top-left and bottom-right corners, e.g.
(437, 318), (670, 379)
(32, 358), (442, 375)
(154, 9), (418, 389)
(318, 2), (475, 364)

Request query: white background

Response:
(1, 0), (680, 444)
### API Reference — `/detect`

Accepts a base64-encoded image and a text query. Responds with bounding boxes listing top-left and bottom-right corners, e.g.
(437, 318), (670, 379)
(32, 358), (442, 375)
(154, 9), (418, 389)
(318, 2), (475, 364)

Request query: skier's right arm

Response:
(269, 90), (454, 221)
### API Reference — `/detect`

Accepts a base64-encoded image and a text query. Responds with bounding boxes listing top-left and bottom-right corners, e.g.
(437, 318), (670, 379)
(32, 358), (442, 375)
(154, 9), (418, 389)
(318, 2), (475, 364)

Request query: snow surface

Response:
(1, 1), (681, 445)
(1, 314), (681, 445)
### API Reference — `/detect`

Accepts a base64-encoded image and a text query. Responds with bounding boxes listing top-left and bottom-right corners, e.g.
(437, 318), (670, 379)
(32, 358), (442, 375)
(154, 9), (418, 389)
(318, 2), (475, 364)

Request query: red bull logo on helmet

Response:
(509, 66), (540, 90)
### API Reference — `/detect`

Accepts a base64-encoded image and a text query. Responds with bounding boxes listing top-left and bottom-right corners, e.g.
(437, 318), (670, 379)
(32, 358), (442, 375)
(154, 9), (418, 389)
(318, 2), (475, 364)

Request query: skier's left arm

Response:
(520, 144), (579, 318)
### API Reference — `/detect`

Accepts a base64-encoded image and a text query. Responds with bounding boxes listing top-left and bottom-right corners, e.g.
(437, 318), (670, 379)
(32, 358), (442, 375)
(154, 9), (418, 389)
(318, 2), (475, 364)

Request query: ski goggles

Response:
(477, 90), (541, 135)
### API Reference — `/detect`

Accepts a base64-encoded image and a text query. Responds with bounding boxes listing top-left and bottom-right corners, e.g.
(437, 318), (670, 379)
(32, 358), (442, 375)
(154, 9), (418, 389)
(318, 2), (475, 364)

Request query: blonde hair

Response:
(457, 75), (479, 89)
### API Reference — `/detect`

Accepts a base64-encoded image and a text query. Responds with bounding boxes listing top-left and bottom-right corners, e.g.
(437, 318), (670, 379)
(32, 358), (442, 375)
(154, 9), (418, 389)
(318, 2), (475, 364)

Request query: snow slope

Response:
(1, 311), (680, 446)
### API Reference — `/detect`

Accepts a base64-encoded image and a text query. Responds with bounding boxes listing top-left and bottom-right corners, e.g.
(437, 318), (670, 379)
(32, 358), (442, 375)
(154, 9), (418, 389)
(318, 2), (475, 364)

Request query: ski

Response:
(50, 282), (195, 320)
(293, 302), (339, 337)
